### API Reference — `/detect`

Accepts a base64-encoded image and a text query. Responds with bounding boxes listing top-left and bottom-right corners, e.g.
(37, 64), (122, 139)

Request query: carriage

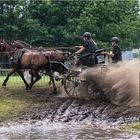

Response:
(53, 48), (108, 97)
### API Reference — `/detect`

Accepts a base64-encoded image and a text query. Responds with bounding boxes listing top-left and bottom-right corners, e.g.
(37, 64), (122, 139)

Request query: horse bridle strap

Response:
(0, 43), (5, 52)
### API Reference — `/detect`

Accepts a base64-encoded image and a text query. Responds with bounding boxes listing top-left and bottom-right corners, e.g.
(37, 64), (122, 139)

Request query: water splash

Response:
(79, 60), (140, 107)
(0, 121), (139, 139)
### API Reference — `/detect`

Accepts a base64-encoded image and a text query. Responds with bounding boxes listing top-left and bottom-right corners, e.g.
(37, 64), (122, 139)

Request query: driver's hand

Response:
(75, 46), (80, 48)
(73, 52), (78, 55)
(100, 51), (106, 55)
(74, 55), (77, 60)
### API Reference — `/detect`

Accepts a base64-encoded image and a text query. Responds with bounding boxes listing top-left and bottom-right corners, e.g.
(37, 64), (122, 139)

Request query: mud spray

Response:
(79, 60), (139, 107)
(55, 60), (139, 124)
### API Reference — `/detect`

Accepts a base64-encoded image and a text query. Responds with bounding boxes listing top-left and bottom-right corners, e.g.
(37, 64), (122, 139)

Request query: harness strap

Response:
(11, 49), (26, 65)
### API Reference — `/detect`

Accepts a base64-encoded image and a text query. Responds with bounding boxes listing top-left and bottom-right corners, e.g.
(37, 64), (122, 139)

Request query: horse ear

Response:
(11, 39), (14, 43)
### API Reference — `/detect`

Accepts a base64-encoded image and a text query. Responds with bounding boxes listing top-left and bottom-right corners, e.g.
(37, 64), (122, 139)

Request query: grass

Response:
(120, 122), (140, 133)
(0, 86), (54, 121)
(0, 87), (30, 121)
(0, 75), (61, 122)
(0, 99), (26, 119)
(0, 75), (50, 87)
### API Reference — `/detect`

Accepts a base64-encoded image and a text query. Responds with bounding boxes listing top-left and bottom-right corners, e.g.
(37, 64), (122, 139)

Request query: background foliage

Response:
(0, 0), (140, 50)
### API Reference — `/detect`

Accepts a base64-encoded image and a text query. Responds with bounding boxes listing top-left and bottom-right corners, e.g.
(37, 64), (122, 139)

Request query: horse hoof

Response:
(50, 91), (57, 95)
(2, 83), (6, 86)
(29, 84), (32, 89)
(25, 85), (30, 90)
(48, 82), (51, 86)
(25, 87), (29, 90)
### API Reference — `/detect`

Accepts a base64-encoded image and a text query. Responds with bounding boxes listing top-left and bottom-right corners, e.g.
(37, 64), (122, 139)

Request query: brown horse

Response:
(12, 40), (68, 85)
(12, 40), (57, 51)
(11, 40), (66, 63)
(12, 40), (67, 84)
(0, 39), (67, 93)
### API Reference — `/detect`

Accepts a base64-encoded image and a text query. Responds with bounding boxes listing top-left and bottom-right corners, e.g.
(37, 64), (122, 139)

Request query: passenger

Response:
(101, 37), (122, 63)
(74, 32), (98, 66)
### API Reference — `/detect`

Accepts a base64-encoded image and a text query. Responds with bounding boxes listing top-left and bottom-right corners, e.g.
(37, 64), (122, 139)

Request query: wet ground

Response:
(0, 121), (140, 139)
(2, 94), (137, 125)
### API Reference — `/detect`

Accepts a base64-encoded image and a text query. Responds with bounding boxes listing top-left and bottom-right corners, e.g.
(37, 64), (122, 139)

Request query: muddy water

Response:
(0, 121), (139, 139)
(0, 101), (138, 140)
(0, 97), (139, 139)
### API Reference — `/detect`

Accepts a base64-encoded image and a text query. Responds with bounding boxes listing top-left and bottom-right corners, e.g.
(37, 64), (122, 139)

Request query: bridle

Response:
(0, 42), (5, 52)
(0, 40), (16, 54)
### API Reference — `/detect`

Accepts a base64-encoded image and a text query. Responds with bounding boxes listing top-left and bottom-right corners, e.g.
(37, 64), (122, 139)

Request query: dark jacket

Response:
(112, 45), (122, 63)
(83, 40), (98, 54)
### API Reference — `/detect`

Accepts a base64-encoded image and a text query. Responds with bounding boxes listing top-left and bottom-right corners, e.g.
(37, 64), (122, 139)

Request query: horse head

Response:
(0, 39), (16, 52)
(0, 39), (5, 52)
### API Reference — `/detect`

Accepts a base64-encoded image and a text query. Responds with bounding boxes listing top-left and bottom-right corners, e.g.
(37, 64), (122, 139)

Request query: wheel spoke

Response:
(72, 87), (75, 96)
(68, 86), (74, 94)
(64, 72), (80, 97)
(75, 88), (78, 97)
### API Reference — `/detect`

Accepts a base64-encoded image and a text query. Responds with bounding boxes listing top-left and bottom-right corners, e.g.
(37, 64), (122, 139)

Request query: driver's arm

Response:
(75, 46), (85, 54)
(101, 51), (114, 57)
(105, 52), (114, 57)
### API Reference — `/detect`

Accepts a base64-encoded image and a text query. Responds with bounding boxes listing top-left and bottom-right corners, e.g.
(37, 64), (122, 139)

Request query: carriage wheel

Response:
(64, 72), (81, 97)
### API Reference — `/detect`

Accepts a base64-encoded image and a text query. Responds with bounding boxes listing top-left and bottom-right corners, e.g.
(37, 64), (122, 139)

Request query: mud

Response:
(0, 91), (139, 139)
(2, 93), (138, 127)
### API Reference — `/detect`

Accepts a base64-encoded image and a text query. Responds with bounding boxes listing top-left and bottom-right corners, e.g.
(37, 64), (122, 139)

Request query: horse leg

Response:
(48, 74), (52, 86)
(29, 75), (41, 89)
(29, 70), (41, 89)
(31, 75), (34, 83)
(2, 69), (15, 86)
(49, 73), (57, 94)
(29, 70), (34, 83)
(17, 70), (30, 90)
(47, 60), (57, 94)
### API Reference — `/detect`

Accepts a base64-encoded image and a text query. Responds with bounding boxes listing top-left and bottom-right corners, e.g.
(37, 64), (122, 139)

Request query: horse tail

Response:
(44, 54), (52, 73)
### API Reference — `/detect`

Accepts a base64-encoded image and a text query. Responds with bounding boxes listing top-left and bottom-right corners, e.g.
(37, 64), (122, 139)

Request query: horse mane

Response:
(15, 40), (32, 48)
(16, 40), (58, 51)
(3, 39), (15, 49)
(14, 40), (62, 53)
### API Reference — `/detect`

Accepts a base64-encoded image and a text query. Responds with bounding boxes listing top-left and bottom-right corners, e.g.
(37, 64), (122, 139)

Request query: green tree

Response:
(0, 0), (140, 50)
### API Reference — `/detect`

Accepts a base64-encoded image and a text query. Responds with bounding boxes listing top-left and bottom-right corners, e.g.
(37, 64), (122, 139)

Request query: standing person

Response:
(75, 32), (98, 66)
(102, 37), (122, 63)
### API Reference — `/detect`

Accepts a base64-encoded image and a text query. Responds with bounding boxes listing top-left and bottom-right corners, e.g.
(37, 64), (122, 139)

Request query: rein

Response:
(4, 39), (16, 49)
(0, 51), (16, 54)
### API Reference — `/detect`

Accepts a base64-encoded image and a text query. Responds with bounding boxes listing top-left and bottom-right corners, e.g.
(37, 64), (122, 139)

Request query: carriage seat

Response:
(95, 48), (106, 55)
(95, 49), (106, 64)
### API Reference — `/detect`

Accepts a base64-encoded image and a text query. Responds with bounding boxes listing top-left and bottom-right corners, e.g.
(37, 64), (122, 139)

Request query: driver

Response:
(74, 32), (98, 65)
(101, 37), (122, 63)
